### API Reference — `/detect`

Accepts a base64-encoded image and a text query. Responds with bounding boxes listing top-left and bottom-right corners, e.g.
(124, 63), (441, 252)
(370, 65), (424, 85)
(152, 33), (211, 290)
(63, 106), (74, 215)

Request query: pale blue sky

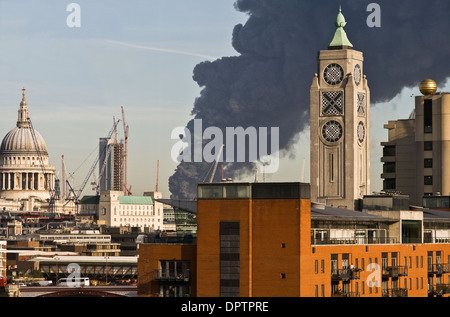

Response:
(0, 1), (246, 198)
(0, 1), (446, 198)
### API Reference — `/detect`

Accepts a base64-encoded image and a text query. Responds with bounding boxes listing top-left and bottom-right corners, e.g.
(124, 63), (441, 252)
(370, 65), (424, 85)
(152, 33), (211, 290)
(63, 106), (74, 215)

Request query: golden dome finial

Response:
(419, 79), (437, 96)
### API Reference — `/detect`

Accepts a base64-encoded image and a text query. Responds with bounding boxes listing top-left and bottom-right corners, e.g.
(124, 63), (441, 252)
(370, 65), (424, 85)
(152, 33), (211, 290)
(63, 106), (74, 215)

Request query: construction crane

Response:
(95, 124), (119, 195)
(66, 118), (121, 204)
(209, 144), (224, 183)
(61, 155), (66, 200)
(156, 160), (159, 192)
(121, 106), (130, 195)
(28, 118), (57, 215)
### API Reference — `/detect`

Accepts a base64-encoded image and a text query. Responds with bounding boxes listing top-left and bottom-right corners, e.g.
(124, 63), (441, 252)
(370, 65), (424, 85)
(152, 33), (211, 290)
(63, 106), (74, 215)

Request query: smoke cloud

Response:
(169, 0), (450, 200)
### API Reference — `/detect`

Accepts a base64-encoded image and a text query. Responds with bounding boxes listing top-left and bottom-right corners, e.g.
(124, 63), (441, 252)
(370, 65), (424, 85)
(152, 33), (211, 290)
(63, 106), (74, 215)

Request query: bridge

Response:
(16, 285), (137, 297)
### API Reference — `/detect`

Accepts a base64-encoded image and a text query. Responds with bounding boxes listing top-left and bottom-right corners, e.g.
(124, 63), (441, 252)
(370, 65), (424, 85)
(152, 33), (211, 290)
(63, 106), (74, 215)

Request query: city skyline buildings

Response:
(0, 2), (449, 200)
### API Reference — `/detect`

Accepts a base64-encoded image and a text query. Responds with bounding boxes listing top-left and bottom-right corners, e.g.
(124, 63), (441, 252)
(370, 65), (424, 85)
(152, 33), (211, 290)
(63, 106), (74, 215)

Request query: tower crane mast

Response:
(66, 119), (120, 205)
(121, 106), (130, 195)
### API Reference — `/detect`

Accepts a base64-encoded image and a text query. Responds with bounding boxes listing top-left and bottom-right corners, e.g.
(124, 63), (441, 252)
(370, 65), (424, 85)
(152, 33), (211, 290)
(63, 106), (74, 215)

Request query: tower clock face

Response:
(357, 122), (365, 143)
(354, 64), (361, 86)
(324, 63), (344, 85)
(322, 120), (343, 143)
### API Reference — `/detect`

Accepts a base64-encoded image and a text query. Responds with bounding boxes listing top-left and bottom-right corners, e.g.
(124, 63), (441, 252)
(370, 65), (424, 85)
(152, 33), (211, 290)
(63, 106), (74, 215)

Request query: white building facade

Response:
(98, 191), (163, 232)
(0, 240), (6, 279)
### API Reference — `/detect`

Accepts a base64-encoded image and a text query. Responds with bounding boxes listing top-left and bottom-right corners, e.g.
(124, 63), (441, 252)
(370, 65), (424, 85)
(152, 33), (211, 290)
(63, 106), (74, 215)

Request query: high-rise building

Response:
(381, 79), (450, 206)
(99, 137), (124, 192)
(310, 7), (370, 210)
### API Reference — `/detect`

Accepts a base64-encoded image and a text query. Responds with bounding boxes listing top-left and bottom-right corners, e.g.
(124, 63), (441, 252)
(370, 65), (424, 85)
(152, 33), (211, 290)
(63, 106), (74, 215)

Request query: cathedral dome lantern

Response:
(0, 88), (48, 155)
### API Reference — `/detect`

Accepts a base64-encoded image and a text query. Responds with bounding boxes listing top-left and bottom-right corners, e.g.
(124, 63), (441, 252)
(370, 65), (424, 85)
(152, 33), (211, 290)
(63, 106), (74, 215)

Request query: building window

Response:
(383, 146), (396, 157)
(220, 222), (240, 297)
(383, 162), (396, 173)
(424, 141), (433, 151)
(424, 99), (433, 133)
(383, 178), (396, 190)
(424, 176), (433, 185)
(424, 159), (433, 168)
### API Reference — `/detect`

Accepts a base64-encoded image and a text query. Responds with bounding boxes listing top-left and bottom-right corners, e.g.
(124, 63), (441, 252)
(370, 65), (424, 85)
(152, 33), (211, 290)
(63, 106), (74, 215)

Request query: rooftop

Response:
(118, 196), (153, 205)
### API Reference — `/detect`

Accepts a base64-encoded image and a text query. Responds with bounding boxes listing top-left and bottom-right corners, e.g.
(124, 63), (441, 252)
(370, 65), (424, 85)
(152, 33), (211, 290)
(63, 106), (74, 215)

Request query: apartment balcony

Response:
(153, 269), (190, 283)
(382, 266), (408, 279)
(429, 284), (450, 296)
(331, 268), (360, 282)
(331, 292), (360, 298)
(428, 263), (450, 275)
(312, 237), (398, 245)
(382, 288), (408, 297)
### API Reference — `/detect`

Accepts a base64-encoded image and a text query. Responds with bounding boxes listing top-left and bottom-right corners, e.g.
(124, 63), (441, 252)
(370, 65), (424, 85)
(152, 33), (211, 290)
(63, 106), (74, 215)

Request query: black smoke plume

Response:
(169, 0), (450, 200)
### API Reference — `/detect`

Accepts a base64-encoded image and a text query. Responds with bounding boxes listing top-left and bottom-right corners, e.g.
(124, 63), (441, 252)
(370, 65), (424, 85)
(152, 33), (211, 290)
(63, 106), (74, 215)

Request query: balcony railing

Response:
(382, 288), (408, 297)
(331, 292), (360, 298)
(429, 284), (450, 296)
(312, 237), (398, 245)
(428, 263), (450, 275)
(331, 268), (360, 282)
(153, 269), (190, 282)
(382, 266), (408, 278)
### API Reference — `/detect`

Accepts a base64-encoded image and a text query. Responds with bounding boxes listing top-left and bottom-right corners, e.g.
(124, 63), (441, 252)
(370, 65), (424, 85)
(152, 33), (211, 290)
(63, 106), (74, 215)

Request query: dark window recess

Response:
(220, 222), (240, 297)
(402, 220), (422, 244)
(424, 159), (433, 168)
(424, 141), (433, 151)
(424, 176), (433, 186)
(383, 146), (396, 157)
(383, 162), (396, 173)
(424, 99), (433, 133)
(251, 183), (310, 200)
(383, 179), (396, 190)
